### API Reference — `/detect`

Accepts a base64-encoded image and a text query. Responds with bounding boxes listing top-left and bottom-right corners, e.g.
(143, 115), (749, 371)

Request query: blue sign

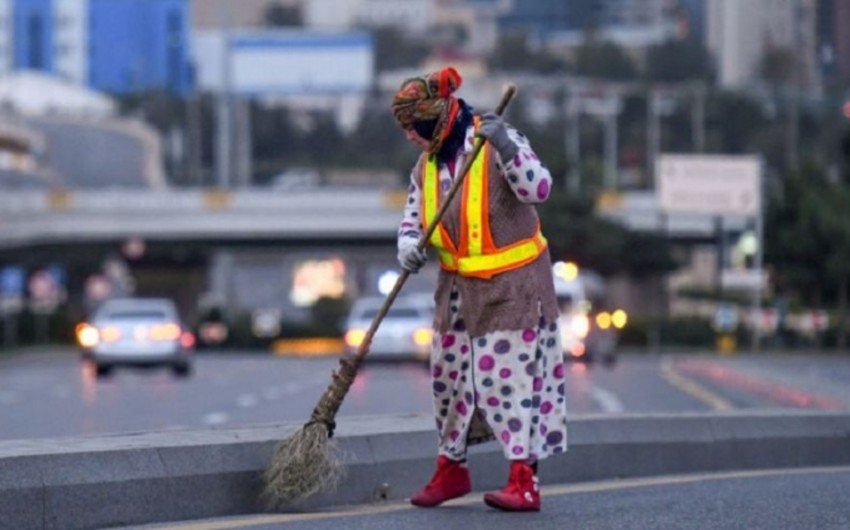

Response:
(0, 267), (24, 297)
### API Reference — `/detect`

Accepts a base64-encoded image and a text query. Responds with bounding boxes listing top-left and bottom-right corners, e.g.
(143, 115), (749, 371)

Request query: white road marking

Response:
(202, 412), (229, 425)
(589, 385), (624, 413)
(51, 386), (71, 399)
(261, 388), (282, 400)
(236, 394), (258, 408)
(282, 382), (301, 395)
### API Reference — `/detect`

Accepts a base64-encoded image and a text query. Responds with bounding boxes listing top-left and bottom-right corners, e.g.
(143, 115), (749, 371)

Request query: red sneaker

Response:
(410, 455), (472, 507)
(483, 460), (540, 512)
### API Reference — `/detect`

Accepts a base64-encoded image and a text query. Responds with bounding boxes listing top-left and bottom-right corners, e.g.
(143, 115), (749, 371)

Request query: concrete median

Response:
(2, 411), (850, 529)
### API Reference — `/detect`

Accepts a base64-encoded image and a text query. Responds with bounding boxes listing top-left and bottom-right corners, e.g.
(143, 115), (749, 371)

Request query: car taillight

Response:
(345, 329), (366, 348)
(76, 323), (100, 348)
(180, 331), (196, 349)
(570, 342), (586, 358)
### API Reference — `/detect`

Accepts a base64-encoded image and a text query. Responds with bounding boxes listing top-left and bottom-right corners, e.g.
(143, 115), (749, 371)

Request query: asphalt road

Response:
(2, 349), (850, 442)
(144, 467), (850, 530)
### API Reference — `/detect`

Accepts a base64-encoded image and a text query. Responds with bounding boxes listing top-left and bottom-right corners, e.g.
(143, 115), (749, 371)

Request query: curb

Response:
(2, 411), (850, 529)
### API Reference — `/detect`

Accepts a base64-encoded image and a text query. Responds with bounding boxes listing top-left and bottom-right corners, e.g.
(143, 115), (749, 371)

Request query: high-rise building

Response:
(835, 0), (850, 83)
(497, 0), (680, 48)
(707, 0), (820, 91)
(0, 0), (192, 95)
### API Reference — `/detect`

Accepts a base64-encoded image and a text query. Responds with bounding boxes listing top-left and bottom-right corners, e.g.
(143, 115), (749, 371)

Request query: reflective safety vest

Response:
(420, 121), (548, 280)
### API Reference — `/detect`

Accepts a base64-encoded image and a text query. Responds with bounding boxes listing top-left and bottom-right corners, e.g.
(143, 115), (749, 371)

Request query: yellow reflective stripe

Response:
(422, 157), (444, 249)
(437, 249), (456, 269)
(466, 144), (485, 256)
(457, 232), (547, 274)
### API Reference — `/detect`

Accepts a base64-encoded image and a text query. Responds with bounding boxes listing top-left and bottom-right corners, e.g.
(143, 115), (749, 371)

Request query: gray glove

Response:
(477, 112), (519, 162)
(398, 243), (427, 273)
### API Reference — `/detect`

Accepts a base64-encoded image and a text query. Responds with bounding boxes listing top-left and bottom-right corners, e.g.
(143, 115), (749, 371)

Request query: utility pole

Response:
(691, 82), (706, 153)
(602, 96), (621, 190)
(235, 99), (253, 187)
(647, 88), (661, 187)
(566, 90), (581, 193)
(215, 0), (233, 189)
(786, 0), (804, 175)
(187, 93), (203, 186)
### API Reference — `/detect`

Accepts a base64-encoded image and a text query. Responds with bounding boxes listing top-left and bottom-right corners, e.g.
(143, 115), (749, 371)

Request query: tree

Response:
(538, 190), (677, 277)
(372, 27), (430, 72)
(574, 40), (637, 81)
(489, 32), (567, 74)
(645, 39), (712, 83)
(759, 46), (797, 87)
(264, 3), (302, 27)
(767, 169), (850, 346)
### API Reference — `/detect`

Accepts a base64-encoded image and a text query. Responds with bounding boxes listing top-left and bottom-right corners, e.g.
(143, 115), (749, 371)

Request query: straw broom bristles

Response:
(261, 421), (343, 508)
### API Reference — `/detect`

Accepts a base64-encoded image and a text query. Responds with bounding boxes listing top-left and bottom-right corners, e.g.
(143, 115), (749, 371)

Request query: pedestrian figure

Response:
(392, 66), (568, 512)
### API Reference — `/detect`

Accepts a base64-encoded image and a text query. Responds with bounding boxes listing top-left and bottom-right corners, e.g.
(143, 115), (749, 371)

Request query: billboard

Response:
(657, 154), (761, 217)
(193, 30), (374, 95)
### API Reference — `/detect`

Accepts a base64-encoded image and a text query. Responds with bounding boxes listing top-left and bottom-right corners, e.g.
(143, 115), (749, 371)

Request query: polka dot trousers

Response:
(431, 287), (568, 461)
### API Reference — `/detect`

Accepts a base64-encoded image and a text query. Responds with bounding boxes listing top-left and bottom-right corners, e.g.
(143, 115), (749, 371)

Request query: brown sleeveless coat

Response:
(413, 150), (559, 337)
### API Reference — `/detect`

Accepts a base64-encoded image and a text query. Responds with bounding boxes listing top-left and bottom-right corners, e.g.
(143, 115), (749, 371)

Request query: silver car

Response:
(344, 294), (434, 362)
(77, 298), (194, 378)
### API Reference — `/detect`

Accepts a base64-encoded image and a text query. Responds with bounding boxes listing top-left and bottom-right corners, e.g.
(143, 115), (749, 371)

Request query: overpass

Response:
(0, 188), (408, 250)
(0, 188), (748, 250)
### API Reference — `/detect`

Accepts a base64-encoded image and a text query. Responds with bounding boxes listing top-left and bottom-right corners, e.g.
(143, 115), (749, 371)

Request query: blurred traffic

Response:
(344, 294), (433, 362)
(553, 261), (627, 365)
(76, 298), (194, 378)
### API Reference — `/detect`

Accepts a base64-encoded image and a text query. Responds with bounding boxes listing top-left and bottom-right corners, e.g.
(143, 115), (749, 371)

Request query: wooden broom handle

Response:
(353, 84), (518, 364)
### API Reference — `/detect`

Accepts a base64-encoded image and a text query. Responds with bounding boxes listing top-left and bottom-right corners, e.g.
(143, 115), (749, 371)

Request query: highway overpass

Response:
(0, 188), (749, 250)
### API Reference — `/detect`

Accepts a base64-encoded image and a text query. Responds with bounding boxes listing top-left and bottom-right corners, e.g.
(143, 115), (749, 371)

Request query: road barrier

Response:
(2, 411), (850, 529)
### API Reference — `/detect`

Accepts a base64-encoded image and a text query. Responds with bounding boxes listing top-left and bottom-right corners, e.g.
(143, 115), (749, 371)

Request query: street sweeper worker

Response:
(391, 66), (568, 512)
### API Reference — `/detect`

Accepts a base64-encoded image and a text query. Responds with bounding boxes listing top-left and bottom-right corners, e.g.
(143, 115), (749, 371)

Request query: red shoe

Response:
(410, 455), (472, 507)
(483, 460), (540, 512)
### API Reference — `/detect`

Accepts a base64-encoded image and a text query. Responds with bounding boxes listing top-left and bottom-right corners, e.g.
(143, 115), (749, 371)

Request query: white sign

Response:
(721, 268), (768, 291)
(657, 154), (761, 216)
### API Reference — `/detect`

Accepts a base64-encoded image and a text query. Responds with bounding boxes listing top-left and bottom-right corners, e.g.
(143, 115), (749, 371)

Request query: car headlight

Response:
(571, 314), (590, 339)
(612, 309), (628, 329)
(412, 327), (433, 347)
(345, 329), (367, 348)
(596, 312), (612, 330)
(76, 323), (100, 348)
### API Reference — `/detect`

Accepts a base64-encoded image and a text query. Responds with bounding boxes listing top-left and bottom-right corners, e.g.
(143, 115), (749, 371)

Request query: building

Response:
(706, 0), (820, 91)
(838, 0), (850, 83)
(0, 0), (192, 95)
(191, 0), (301, 29)
(818, 0), (850, 85)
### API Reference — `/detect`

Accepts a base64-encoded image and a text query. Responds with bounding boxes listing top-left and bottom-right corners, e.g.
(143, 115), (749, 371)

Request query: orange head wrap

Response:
(391, 67), (463, 154)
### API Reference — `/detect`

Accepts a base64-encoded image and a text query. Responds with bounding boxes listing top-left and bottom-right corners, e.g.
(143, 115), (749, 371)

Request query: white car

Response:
(553, 263), (623, 364)
(344, 294), (434, 362)
(77, 298), (195, 378)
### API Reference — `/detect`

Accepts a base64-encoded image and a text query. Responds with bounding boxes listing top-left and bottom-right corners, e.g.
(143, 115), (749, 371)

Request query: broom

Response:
(262, 83), (518, 509)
